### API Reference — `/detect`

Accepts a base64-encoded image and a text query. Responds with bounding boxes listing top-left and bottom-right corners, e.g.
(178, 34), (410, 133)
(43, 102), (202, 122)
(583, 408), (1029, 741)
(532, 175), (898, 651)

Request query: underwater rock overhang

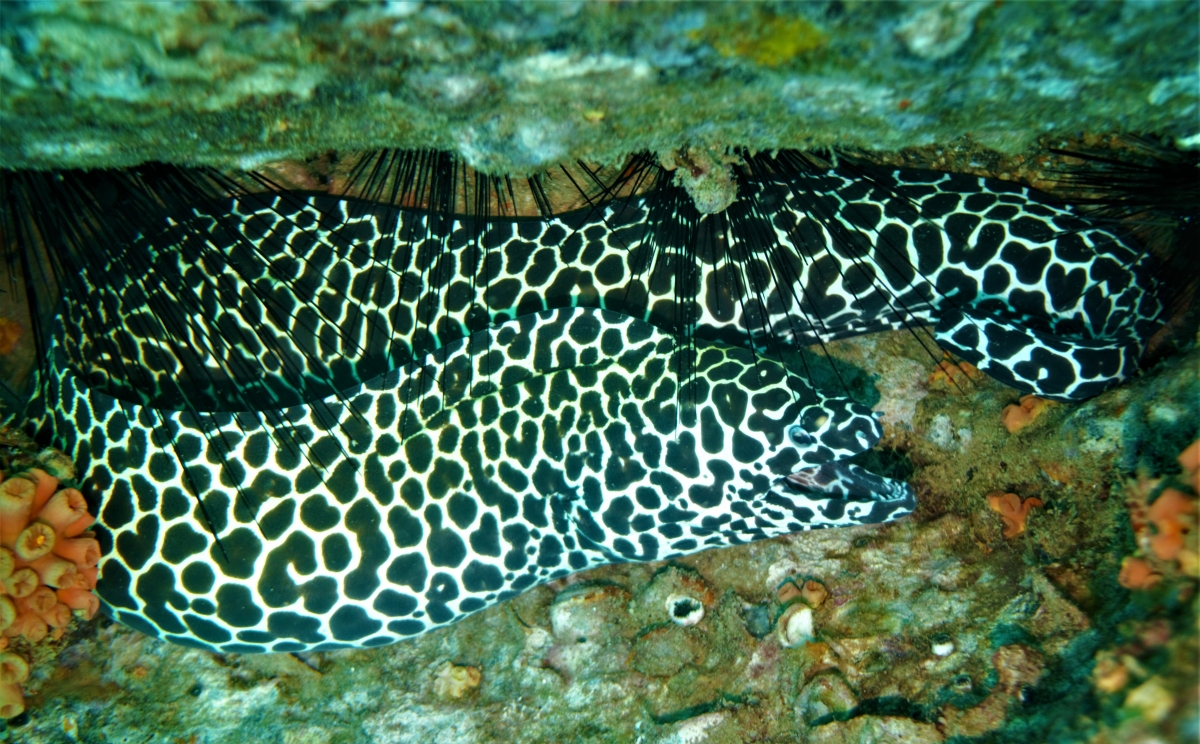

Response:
(1, 2), (1199, 171)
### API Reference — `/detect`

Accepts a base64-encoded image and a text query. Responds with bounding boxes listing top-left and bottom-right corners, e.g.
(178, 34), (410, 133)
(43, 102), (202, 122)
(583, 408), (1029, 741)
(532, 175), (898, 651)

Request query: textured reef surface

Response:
(3, 322), (1196, 744)
(1, 1), (1198, 171)
(1, 2), (1198, 742)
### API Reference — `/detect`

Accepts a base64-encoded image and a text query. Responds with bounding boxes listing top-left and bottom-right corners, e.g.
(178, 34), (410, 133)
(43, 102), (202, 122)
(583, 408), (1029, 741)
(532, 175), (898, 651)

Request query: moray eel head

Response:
(790, 398), (884, 465)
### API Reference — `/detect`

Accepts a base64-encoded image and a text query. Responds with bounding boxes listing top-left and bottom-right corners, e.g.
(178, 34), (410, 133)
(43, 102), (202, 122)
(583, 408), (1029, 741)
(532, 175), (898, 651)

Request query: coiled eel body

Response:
(30, 158), (1162, 651)
(44, 307), (913, 651)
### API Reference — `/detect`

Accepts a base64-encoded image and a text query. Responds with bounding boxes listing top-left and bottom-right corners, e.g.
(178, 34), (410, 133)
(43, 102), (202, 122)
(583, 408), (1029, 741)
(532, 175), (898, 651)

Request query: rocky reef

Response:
(1, 2), (1197, 743)
(1, 1), (1198, 172)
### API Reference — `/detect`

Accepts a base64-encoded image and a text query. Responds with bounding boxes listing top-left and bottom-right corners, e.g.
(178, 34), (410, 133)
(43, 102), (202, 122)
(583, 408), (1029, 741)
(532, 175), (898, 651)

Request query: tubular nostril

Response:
(788, 425), (815, 445)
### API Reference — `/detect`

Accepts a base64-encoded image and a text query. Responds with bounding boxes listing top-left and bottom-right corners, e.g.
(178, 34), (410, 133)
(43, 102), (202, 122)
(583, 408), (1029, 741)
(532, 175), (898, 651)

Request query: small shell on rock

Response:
(932, 640), (955, 657)
(665, 594), (704, 626)
(779, 604), (815, 648)
(795, 670), (858, 724)
(433, 662), (481, 700)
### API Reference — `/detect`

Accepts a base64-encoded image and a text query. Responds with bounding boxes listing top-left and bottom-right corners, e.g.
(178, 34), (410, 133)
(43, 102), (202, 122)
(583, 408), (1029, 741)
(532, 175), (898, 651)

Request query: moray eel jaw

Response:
(771, 475), (917, 530)
(776, 399), (914, 528)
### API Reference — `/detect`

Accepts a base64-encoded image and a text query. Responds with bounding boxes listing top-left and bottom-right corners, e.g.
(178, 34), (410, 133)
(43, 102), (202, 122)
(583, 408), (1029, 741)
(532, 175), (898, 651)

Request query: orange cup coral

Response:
(986, 491), (1044, 538)
(1146, 488), (1196, 561)
(928, 358), (984, 391)
(0, 318), (22, 356)
(0, 468), (100, 717)
(1000, 395), (1056, 433)
(1118, 556), (1163, 590)
(1, 468), (100, 641)
(0, 650), (29, 718)
(1173, 438), (1200, 574)
(777, 578), (828, 608)
(1178, 438), (1200, 494)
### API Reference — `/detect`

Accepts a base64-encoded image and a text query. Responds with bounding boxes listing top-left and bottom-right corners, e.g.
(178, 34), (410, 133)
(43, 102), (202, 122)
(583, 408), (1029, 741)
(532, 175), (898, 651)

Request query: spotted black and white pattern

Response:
(36, 158), (1163, 652)
(65, 164), (1161, 410)
(42, 307), (913, 652)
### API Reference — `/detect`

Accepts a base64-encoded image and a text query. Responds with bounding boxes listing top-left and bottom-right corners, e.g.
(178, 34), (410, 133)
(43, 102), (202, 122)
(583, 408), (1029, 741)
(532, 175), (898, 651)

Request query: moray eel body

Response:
(45, 307), (913, 651)
(32, 157), (1161, 651)
(65, 164), (1161, 414)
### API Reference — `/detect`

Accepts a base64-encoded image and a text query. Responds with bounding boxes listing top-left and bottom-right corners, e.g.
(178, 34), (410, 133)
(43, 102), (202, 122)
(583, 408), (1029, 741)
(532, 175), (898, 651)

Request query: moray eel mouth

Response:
(8, 148), (1163, 652)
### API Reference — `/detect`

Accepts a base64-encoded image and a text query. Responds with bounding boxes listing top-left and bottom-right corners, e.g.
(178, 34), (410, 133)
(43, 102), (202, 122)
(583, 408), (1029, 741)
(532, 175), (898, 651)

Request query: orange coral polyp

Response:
(928, 359), (983, 389)
(2, 612), (47, 643)
(1179, 438), (1200, 474)
(14, 521), (55, 561)
(0, 597), (14, 632)
(0, 467), (100, 643)
(62, 512), (97, 539)
(24, 469), (60, 512)
(57, 587), (99, 620)
(0, 682), (23, 719)
(37, 488), (87, 532)
(2, 568), (37, 598)
(28, 553), (77, 588)
(0, 651), (28, 685)
(54, 536), (101, 568)
(20, 586), (57, 615)
(1000, 395), (1055, 434)
(0, 644), (32, 720)
(38, 602), (72, 629)
(0, 479), (34, 546)
(1178, 437), (1200, 494)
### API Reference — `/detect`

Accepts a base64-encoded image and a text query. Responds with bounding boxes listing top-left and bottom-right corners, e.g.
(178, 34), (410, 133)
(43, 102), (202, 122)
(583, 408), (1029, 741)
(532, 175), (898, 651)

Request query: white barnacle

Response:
(779, 604), (815, 648)
(666, 594), (705, 627)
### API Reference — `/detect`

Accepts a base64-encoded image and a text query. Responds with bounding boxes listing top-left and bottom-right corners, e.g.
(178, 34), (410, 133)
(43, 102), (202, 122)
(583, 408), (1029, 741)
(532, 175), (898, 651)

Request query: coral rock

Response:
(986, 491), (1044, 538)
(795, 671), (858, 725)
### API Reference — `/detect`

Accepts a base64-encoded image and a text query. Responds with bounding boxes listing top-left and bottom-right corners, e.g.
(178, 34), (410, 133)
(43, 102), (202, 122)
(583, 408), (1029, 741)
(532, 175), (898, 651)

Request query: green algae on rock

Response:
(2, 1), (1198, 172)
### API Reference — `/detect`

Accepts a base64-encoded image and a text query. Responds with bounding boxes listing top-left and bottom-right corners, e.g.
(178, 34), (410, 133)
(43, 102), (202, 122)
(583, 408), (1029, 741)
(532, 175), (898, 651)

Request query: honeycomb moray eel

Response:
(63, 155), (1163, 412)
(43, 307), (915, 652)
(26, 153), (1163, 651)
